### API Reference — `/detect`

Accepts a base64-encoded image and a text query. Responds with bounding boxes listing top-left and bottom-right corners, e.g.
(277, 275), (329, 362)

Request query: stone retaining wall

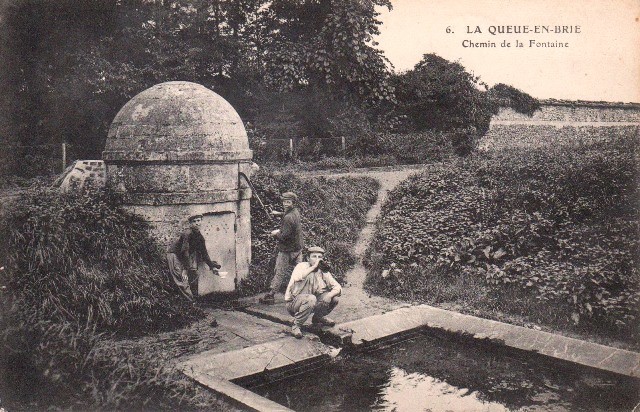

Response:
(480, 101), (640, 150)
(493, 103), (640, 123)
(481, 124), (639, 150)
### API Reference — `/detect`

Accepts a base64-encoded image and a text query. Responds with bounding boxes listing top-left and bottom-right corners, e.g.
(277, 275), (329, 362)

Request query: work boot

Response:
(259, 293), (275, 305)
(291, 325), (303, 339)
(311, 315), (336, 327)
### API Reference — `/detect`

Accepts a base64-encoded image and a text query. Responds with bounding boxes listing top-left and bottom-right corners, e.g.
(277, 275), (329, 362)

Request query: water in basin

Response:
(246, 331), (639, 411)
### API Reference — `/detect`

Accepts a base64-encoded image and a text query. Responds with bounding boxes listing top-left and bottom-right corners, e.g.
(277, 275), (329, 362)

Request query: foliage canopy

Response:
(0, 0), (538, 176)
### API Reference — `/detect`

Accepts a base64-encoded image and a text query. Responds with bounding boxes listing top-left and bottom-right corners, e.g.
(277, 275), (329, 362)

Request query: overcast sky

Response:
(375, 0), (640, 103)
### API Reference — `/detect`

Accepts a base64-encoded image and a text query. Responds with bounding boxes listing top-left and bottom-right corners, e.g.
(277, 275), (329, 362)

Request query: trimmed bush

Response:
(488, 83), (541, 116)
(243, 171), (379, 295)
(365, 133), (640, 341)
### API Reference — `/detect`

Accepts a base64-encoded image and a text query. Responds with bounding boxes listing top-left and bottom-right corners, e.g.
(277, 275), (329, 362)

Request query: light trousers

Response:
(286, 292), (339, 327)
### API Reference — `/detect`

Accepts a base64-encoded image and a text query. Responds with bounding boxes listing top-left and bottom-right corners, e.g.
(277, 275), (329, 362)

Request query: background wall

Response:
(480, 101), (640, 150)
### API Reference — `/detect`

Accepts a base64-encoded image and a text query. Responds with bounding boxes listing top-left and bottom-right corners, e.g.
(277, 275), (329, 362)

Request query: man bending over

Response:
(166, 214), (221, 301)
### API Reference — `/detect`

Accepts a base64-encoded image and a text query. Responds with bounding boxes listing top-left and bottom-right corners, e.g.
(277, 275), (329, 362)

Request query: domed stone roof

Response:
(103, 81), (251, 162)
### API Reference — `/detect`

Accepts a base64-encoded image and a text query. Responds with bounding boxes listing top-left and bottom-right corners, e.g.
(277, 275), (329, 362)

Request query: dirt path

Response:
(343, 168), (423, 287)
(243, 164), (429, 324)
(309, 166), (428, 322)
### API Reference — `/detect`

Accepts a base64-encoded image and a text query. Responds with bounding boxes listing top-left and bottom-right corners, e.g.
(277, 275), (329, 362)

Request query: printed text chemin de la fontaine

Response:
(454, 25), (582, 48)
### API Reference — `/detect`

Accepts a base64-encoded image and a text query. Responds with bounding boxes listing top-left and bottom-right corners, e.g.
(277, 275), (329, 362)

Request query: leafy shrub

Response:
(1, 185), (200, 335)
(295, 137), (344, 158)
(0, 185), (206, 409)
(365, 134), (640, 340)
(344, 132), (387, 157)
(254, 129), (457, 169)
(242, 171), (379, 295)
(385, 131), (456, 162)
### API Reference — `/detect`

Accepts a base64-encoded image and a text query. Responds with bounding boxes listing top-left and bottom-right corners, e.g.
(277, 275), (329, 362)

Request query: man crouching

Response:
(284, 246), (341, 339)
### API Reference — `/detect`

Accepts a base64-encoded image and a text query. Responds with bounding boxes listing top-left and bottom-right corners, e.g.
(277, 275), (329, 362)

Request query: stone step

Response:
(180, 336), (332, 381)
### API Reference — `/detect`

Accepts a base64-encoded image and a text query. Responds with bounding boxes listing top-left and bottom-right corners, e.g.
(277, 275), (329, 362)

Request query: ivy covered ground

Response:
(365, 133), (639, 347)
(244, 171), (380, 295)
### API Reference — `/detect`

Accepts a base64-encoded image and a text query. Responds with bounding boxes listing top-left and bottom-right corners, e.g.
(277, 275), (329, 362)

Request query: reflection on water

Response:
(373, 367), (509, 411)
(248, 332), (639, 412)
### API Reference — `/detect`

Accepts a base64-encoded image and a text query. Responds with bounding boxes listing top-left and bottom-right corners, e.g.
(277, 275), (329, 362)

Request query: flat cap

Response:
(188, 214), (204, 222)
(307, 246), (325, 254)
(281, 192), (297, 201)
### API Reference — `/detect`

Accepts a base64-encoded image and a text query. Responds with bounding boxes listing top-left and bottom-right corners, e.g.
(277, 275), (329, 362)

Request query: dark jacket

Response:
(275, 207), (303, 252)
(167, 228), (218, 270)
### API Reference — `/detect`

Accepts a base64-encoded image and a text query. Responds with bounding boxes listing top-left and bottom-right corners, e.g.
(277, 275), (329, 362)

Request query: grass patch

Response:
(365, 133), (639, 348)
(1, 186), (200, 334)
(1, 310), (237, 411)
(0, 185), (213, 410)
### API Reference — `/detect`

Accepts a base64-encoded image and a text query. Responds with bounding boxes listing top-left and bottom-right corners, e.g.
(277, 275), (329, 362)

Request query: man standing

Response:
(166, 214), (221, 301)
(285, 246), (341, 338)
(261, 191), (304, 304)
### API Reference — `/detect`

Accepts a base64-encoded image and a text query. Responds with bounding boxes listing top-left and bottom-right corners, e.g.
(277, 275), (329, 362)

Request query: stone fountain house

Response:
(103, 81), (254, 295)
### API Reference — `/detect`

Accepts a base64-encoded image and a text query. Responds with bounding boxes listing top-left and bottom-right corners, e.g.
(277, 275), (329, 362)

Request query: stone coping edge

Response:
(344, 305), (640, 379)
(490, 121), (640, 126)
(103, 149), (253, 162)
(230, 354), (331, 388)
(539, 99), (640, 109)
(182, 304), (638, 410)
(242, 304), (640, 379)
(117, 188), (252, 205)
(185, 370), (294, 412)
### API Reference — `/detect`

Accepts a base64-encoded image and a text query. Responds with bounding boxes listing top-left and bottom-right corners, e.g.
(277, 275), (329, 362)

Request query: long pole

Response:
(62, 142), (66, 172)
(239, 172), (274, 222)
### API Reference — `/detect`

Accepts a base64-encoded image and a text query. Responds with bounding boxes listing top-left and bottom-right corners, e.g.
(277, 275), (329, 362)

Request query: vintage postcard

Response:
(0, 1), (638, 411)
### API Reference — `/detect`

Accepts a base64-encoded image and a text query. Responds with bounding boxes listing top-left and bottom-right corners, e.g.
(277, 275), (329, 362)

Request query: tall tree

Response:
(1, 0), (120, 175)
(393, 53), (494, 134)
(262, 0), (394, 104)
(1, 0), (399, 176)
